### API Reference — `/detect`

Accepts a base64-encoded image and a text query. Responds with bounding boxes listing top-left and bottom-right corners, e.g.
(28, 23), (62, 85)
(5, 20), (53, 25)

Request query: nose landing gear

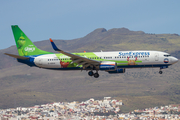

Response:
(159, 66), (168, 74)
(88, 71), (99, 78)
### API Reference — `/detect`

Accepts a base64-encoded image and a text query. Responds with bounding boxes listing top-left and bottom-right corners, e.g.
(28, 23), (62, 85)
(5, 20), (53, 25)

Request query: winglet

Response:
(49, 38), (61, 51)
(49, 38), (53, 42)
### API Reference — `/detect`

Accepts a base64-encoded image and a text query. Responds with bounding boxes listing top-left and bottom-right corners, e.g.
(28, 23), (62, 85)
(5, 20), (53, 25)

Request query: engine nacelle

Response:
(107, 69), (126, 74)
(99, 61), (117, 70)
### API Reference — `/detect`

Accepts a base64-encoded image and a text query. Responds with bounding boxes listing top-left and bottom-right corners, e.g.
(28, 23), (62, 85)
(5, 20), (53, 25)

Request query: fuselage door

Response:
(38, 58), (43, 65)
(155, 53), (159, 61)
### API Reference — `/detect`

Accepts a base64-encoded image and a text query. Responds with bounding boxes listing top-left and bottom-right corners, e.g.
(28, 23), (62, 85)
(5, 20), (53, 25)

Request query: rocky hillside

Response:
(0, 28), (180, 112)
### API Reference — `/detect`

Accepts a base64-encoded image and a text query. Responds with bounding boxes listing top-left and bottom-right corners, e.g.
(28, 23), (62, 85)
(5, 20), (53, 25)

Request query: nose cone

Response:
(172, 57), (178, 64)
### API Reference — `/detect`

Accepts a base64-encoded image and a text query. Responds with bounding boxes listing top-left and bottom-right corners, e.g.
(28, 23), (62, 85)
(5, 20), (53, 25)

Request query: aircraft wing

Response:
(49, 38), (100, 68)
(4, 53), (29, 60)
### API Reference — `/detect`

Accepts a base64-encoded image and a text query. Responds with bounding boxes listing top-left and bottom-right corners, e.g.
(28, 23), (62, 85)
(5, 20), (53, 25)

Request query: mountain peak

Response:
(87, 28), (107, 35)
(94, 28), (107, 33)
(83, 28), (107, 40)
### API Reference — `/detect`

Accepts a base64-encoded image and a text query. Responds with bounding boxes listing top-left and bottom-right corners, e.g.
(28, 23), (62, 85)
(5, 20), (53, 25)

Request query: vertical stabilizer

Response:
(11, 25), (52, 56)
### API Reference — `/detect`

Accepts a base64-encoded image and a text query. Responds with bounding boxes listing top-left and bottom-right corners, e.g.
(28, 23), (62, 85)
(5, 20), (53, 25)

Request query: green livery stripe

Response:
(55, 52), (142, 68)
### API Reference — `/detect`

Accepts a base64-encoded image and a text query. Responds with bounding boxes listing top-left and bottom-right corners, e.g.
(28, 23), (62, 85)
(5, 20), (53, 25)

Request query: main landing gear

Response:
(159, 70), (163, 74)
(88, 71), (99, 78)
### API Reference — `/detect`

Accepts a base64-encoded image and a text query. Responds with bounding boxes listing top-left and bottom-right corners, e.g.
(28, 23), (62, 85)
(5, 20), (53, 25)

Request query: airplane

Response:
(4, 25), (179, 78)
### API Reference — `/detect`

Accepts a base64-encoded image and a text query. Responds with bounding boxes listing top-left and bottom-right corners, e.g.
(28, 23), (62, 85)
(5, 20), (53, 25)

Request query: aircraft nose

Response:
(172, 57), (178, 64)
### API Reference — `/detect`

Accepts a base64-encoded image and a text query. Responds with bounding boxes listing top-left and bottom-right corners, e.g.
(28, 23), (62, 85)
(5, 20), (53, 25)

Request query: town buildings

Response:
(1, 97), (180, 120)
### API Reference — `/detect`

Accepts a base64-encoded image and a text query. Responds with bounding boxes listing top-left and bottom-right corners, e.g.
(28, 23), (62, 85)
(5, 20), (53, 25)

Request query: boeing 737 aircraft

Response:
(5, 25), (178, 78)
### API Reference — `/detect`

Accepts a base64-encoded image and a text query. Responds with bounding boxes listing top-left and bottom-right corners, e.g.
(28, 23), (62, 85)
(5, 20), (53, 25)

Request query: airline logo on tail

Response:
(24, 45), (36, 52)
(17, 35), (29, 56)
(11, 25), (53, 56)
(17, 36), (36, 55)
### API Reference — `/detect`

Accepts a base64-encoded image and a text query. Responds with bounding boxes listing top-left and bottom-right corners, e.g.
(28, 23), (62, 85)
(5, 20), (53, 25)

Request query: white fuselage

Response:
(32, 51), (178, 69)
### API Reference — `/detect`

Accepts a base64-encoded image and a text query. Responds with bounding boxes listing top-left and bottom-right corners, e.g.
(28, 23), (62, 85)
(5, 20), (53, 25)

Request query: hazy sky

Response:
(1, 0), (180, 49)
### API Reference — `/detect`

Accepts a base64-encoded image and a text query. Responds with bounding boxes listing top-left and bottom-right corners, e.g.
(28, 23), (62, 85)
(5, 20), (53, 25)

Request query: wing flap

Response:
(49, 38), (100, 67)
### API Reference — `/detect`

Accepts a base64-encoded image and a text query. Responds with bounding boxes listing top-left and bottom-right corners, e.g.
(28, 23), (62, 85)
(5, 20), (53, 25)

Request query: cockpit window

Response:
(164, 54), (171, 57)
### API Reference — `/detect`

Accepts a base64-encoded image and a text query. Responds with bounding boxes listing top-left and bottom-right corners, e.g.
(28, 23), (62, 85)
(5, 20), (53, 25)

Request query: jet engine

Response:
(99, 61), (117, 70)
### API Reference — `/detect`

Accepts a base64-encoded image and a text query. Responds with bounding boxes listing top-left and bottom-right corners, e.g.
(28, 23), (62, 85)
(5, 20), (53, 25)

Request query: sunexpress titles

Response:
(119, 51), (150, 56)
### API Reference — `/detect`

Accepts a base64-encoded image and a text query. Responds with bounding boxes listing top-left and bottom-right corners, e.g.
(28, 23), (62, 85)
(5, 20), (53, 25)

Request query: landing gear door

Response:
(155, 53), (159, 61)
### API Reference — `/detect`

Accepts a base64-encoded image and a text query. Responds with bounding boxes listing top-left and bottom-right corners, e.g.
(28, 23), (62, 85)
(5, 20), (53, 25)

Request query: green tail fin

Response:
(11, 25), (53, 56)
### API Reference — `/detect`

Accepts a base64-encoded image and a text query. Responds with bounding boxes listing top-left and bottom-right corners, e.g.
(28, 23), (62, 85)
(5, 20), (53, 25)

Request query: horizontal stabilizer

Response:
(4, 53), (29, 60)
